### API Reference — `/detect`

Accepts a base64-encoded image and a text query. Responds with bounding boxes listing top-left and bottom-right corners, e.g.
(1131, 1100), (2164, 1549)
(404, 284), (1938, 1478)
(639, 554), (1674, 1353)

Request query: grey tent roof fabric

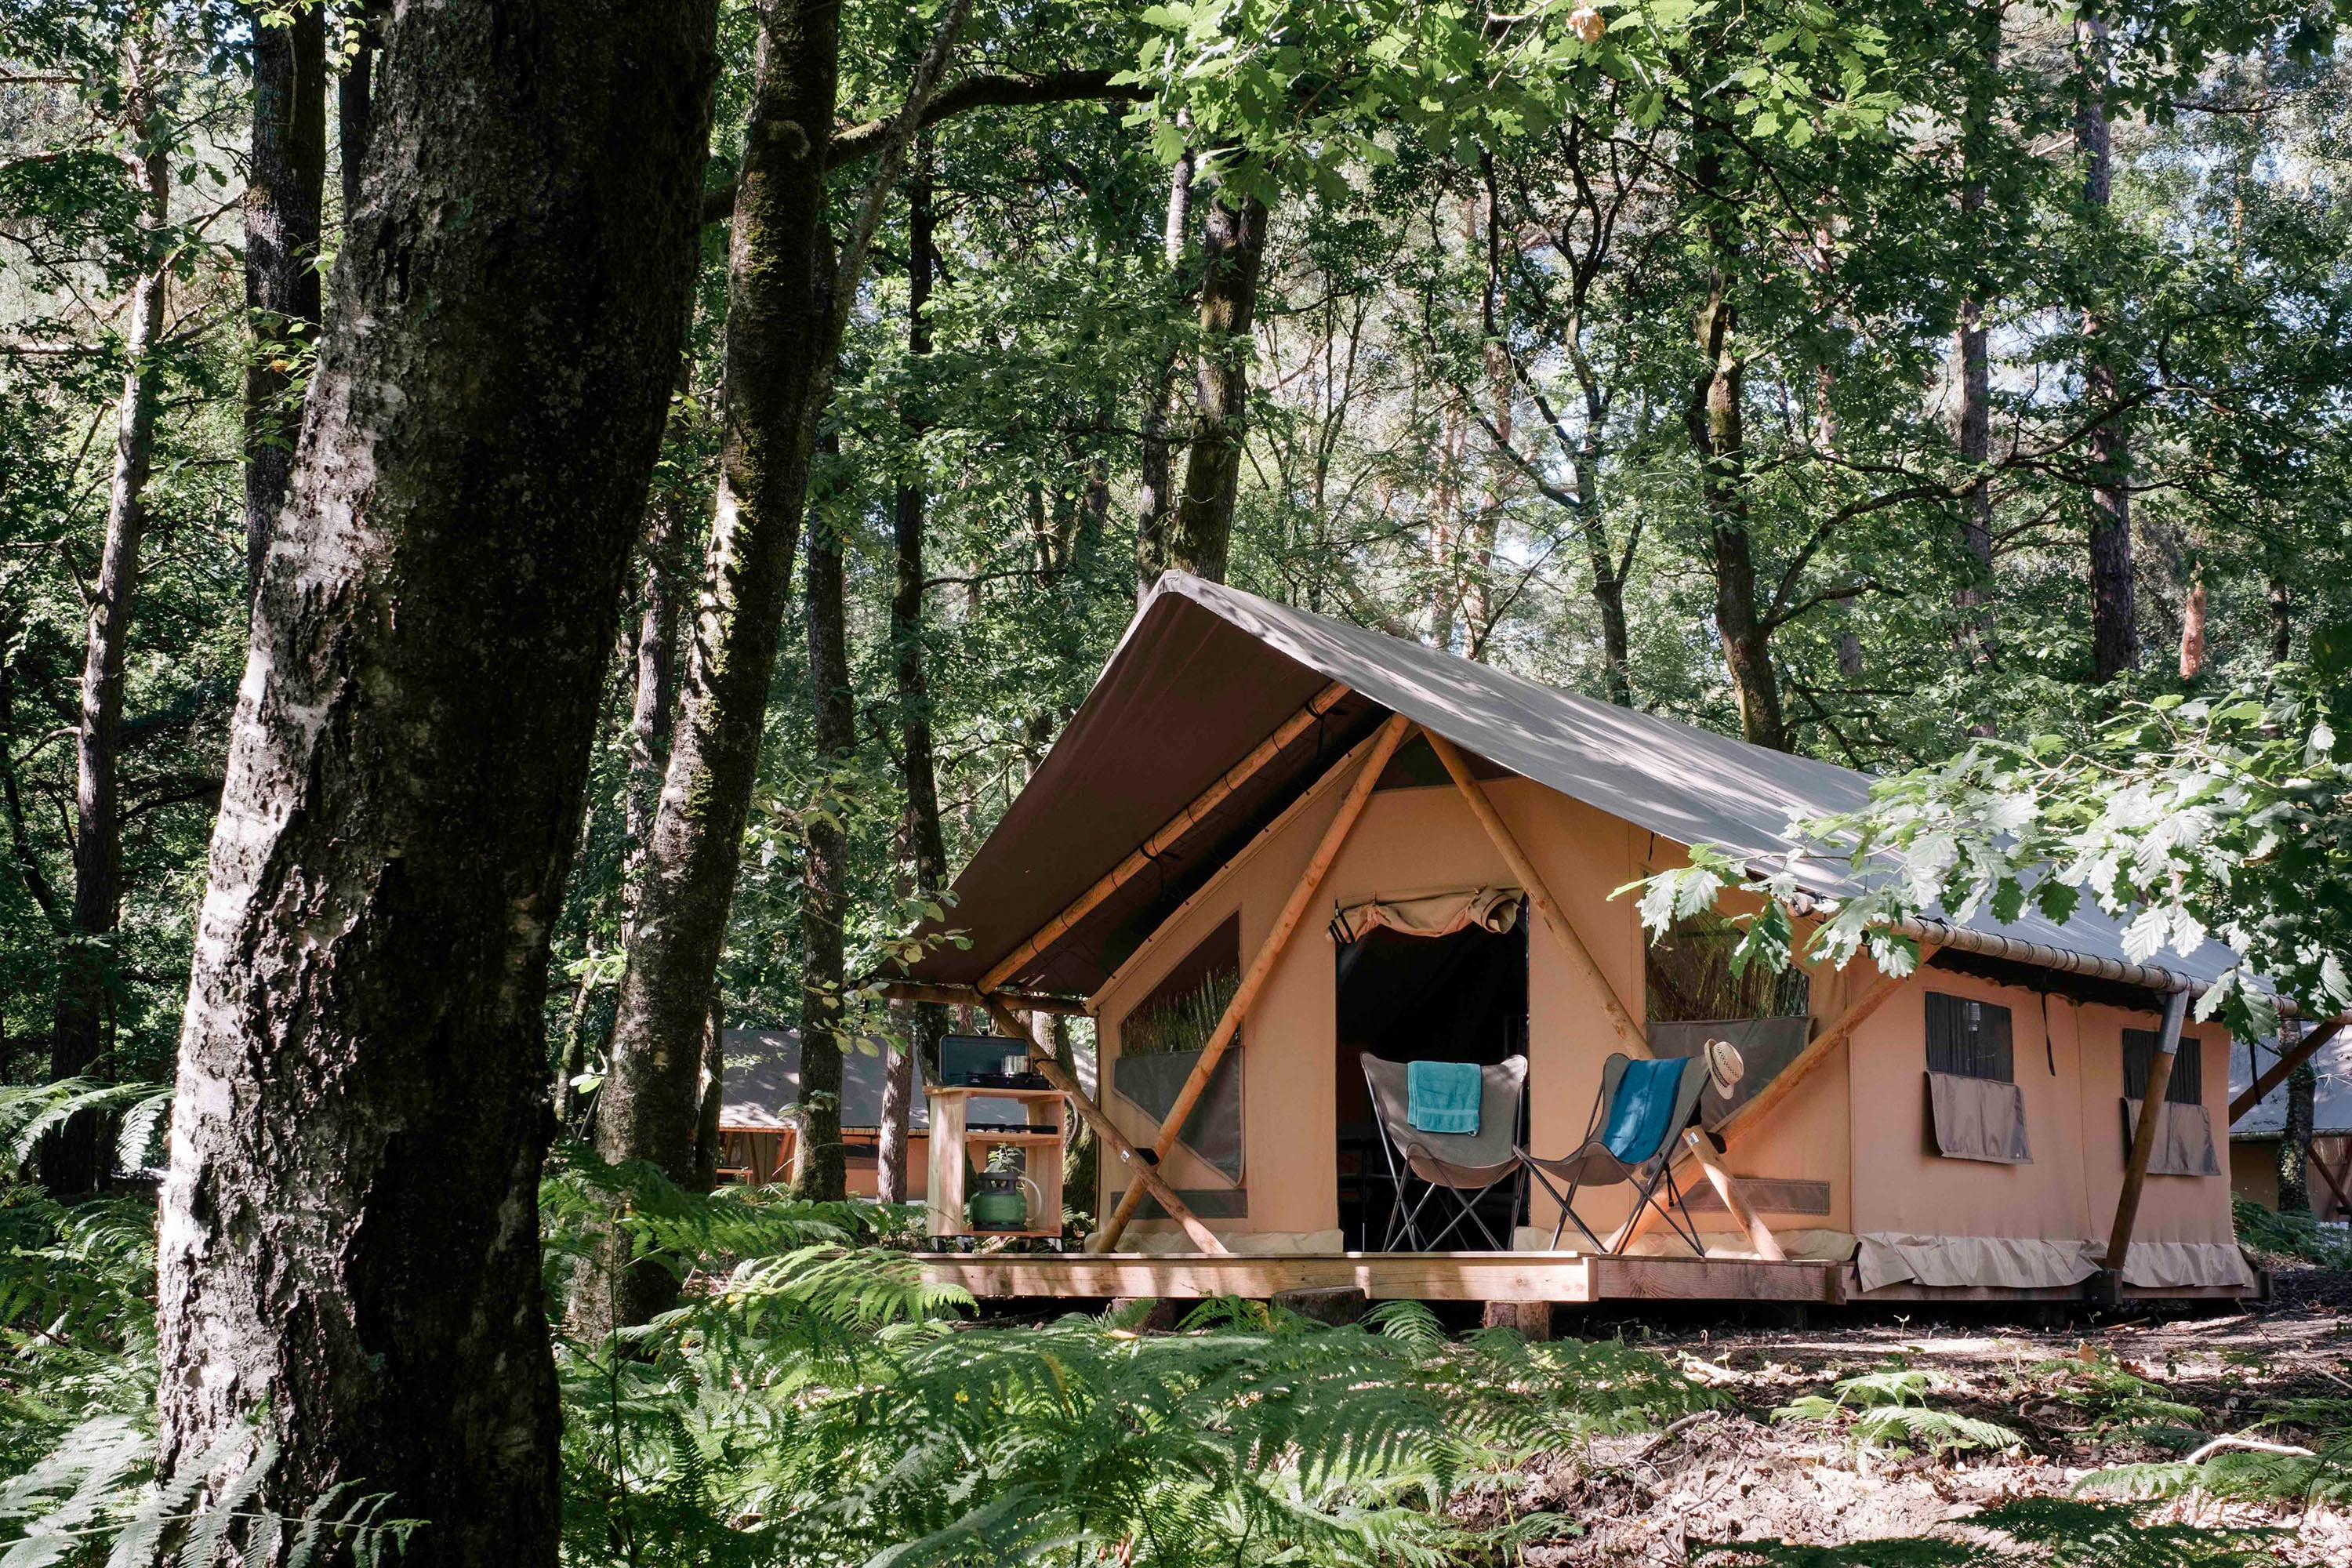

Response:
(2230, 1032), (2352, 1138)
(908, 572), (2244, 997)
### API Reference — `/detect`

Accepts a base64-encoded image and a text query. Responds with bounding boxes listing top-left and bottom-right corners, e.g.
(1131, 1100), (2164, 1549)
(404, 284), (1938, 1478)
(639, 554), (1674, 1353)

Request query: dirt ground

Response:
(1500, 1268), (2352, 1564)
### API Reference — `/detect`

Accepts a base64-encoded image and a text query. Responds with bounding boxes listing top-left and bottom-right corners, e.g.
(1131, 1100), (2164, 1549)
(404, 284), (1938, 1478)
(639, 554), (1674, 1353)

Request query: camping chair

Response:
(1361, 1054), (1530, 1251)
(1518, 1054), (1709, 1254)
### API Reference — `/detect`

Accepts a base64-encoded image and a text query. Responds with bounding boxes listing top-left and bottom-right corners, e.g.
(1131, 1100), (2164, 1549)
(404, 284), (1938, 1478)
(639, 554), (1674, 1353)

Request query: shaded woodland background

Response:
(9, 1), (2351, 1152)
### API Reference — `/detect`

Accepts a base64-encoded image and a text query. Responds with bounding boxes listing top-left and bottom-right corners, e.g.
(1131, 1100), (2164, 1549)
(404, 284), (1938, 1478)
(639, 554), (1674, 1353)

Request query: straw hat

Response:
(1702, 1036), (1746, 1098)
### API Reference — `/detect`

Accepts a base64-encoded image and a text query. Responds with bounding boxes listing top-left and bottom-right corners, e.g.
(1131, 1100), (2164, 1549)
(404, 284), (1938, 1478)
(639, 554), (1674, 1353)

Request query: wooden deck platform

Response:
(914, 1250), (2263, 1307)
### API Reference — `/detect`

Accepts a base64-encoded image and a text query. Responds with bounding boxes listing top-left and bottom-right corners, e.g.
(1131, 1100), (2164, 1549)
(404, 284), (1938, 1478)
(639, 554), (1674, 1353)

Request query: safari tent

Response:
(895, 572), (2261, 1307)
(2229, 1032), (2352, 1221)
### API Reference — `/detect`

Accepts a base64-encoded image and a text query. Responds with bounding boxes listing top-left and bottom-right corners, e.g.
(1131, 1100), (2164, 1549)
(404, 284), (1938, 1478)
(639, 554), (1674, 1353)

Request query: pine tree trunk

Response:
(590, 0), (841, 1323)
(45, 23), (169, 1197)
(2281, 1059), (2316, 1214)
(155, 5), (718, 1561)
(795, 434), (854, 1203)
(243, 2), (325, 598)
(1171, 192), (1269, 585)
(884, 151), (947, 1205)
(2078, 13), (2136, 683)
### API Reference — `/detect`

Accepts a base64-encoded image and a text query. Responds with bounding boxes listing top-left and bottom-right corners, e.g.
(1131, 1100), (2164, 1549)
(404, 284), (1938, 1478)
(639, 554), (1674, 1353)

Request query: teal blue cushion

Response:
(1406, 1059), (1482, 1135)
(1602, 1058), (1687, 1163)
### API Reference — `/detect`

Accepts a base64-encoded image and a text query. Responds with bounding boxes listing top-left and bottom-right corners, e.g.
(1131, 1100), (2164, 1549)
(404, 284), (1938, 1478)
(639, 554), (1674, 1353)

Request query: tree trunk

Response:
(44, 24), (169, 1197)
(793, 432), (855, 1202)
(155, 5), (718, 1561)
(336, 9), (378, 223)
(1688, 265), (1786, 751)
(2178, 575), (2208, 681)
(243, 1), (325, 599)
(590, 0), (966, 1322)
(623, 495), (684, 894)
(1171, 192), (1269, 585)
(589, 0), (842, 1325)
(2078, 13), (2136, 683)
(884, 151), (947, 1206)
(1952, 2), (1999, 658)
(691, 996), (725, 1191)
(1136, 355), (1181, 592)
(2269, 573), (2292, 664)
(2281, 1059), (2316, 1214)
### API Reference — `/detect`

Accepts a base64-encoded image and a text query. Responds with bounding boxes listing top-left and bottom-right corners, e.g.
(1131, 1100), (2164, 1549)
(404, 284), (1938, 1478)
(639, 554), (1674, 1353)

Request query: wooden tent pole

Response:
(1612, 956), (1915, 1252)
(1096, 712), (1416, 1250)
(975, 992), (1226, 1254)
(2103, 987), (2192, 1270)
(1422, 731), (1786, 1263)
(2310, 1142), (2352, 1218)
(2229, 1019), (2344, 1125)
(977, 681), (1353, 993)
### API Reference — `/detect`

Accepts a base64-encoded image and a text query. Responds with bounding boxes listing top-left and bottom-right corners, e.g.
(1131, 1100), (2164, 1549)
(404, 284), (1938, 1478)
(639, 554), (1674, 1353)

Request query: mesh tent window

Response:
(2122, 1028), (2201, 1105)
(1645, 910), (1809, 1023)
(1926, 993), (2013, 1083)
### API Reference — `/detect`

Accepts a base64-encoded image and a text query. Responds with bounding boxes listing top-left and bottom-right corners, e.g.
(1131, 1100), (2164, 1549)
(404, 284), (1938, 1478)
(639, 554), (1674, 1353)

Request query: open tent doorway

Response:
(1334, 889), (1530, 1249)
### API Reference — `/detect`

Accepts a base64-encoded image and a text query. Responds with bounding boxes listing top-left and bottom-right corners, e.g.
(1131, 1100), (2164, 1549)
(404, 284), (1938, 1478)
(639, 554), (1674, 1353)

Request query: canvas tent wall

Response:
(906, 574), (2250, 1292)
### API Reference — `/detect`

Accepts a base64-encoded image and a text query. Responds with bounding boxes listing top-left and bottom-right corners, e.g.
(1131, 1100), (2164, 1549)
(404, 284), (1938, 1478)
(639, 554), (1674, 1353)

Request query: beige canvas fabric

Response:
(2119, 1098), (2221, 1177)
(1856, 1232), (2100, 1292)
(1927, 1071), (2033, 1164)
(1600, 1227), (1858, 1263)
(2119, 1240), (2256, 1290)
(1330, 885), (1523, 944)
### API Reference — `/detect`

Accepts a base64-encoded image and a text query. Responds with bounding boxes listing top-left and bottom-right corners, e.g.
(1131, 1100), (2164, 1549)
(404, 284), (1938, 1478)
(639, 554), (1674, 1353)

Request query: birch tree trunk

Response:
(44, 20), (169, 1196)
(156, 6), (717, 1561)
(242, 1), (325, 597)
(1171, 191), (1269, 585)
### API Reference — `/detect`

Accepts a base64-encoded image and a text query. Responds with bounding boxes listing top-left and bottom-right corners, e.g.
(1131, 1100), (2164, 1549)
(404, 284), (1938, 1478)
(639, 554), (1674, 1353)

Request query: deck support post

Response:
(2103, 987), (2192, 1272)
(2228, 1018), (2344, 1126)
(975, 992), (1227, 1254)
(1613, 958), (1917, 1252)
(1424, 731), (1788, 1264)
(1096, 712), (1417, 1250)
(978, 681), (1352, 995)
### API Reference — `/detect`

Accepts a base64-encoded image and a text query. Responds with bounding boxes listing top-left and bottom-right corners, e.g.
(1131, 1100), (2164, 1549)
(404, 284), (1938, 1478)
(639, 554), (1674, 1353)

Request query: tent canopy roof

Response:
(906, 573), (2240, 1000)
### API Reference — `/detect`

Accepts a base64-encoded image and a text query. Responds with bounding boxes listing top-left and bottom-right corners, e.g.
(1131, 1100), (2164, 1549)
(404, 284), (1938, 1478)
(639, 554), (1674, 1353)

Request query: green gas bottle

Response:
(969, 1170), (1038, 1232)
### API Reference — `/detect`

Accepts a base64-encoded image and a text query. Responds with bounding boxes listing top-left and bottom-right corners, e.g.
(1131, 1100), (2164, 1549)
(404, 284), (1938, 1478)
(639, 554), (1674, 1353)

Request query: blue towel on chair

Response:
(1602, 1057), (1686, 1163)
(1407, 1059), (1482, 1134)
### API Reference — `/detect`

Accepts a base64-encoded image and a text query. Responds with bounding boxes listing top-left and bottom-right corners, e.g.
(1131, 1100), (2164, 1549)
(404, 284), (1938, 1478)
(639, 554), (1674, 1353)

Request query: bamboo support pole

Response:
(2309, 1142), (2352, 1218)
(880, 979), (1090, 1014)
(2229, 1019), (2343, 1125)
(977, 681), (1353, 993)
(1095, 712), (1416, 1250)
(2103, 987), (2191, 1270)
(975, 992), (1226, 1253)
(1422, 731), (1785, 1263)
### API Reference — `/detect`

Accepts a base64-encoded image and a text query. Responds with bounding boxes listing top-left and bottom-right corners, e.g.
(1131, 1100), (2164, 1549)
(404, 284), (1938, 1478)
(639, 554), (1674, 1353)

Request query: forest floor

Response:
(1483, 1267), (2352, 1564)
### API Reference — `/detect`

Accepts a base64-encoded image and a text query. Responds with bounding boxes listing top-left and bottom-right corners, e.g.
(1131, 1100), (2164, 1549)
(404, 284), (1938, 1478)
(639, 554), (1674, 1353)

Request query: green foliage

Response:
(2232, 1193), (2352, 1268)
(1773, 1365), (2025, 1457)
(1700, 1497), (2278, 1566)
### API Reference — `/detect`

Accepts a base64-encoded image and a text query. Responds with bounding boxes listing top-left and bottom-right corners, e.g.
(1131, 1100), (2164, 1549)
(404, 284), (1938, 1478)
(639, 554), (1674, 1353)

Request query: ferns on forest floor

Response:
(1773, 1365), (2027, 1457)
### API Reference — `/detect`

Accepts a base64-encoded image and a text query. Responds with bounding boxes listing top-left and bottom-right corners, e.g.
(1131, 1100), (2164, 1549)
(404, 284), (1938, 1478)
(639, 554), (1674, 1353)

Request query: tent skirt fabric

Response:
(1856, 1232), (2256, 1292)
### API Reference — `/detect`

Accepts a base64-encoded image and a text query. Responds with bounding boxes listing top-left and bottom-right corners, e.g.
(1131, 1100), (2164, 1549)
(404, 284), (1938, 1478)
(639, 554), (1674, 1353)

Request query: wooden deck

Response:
(915, 1250), (2264, 1307)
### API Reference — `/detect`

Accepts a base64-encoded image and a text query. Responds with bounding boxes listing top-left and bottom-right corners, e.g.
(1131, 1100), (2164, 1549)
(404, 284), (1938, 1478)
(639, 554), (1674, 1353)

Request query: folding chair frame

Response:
(1363, 1059), (1527, 1252)
(1520, 1057), (1708, 1256)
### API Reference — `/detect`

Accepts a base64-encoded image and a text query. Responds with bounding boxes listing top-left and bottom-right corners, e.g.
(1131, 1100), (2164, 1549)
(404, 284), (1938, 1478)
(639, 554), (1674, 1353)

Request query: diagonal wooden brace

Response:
(2105, 987), (2192, 1270)
(1095, 713), (1417, 1250)
(975, 992), (1225, 1253)
(2230, 1018), (2343, 1126)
